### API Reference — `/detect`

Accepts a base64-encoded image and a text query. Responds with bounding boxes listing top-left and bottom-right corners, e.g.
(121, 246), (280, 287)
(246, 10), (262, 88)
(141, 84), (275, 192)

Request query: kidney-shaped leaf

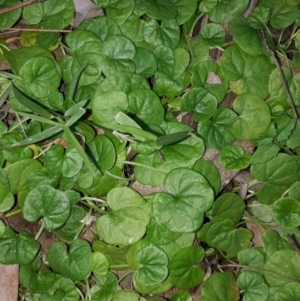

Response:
(221, 44), (274, 98)
(15, 56), (61, 99)
(237, 271), (269, 301)
(134, 245), (169, 286)
(206, 219), (253, 258)
(152, 168), (214, 232)
(201, 272), (240, 301)
(97, 187), (150, 245)
(232, 93), (271, 140)
(264, 250), (300, 287)
(273, 197), (300, 229)
(275, 282), (300, 301)
(0, 227), (40, 265)
(219, 145), (252, 171)
(47, 239), (92, 281)
(22, 185), (71, 231)
(169, 246), (205, 289)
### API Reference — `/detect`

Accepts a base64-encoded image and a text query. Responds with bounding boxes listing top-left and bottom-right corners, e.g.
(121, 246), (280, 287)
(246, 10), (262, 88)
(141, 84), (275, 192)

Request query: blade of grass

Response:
(66, 65), (88, 101)
(156, 131), (190, 146)
(12, 84), (53, 119)
(0, 125), (63, 149)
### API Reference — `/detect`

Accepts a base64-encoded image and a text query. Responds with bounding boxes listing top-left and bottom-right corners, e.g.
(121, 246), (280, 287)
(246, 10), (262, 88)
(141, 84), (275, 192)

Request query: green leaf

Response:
(23, 0), (74, 25)
(44, 145), (84, 177)
(274, 282), (300, 301)
(14, 56), (61, 99)
(92, 240), (130, 269)
(134, 245), (168, 287)
(206, 219), (253, 258)
(200, 0), (249, 24)
(91, 252), (109, 277)
(238, 248), (265, 274)
(96, 187), (150, 245)
(90, 272), (118, 301)
(247, 6), (271, 29)
(23, 185), (71, 231)
(79, 16), (121, 41)
(232, 93), (271, 140)
(200, 23), (226, 47)
(219, 145), (252, 171)
(54, 206), (86, 242)
(12, 84), (52, 119)
(197, 107), (238, 151)
(201, 272), (240, 301)
(87, 135), (116, 172)
(144, 19), (180, 50)
(268, 67), (300, 106)
(207, 192), (246, 224)
(192, 60), (228, 104)
(237, 271), (269, 301)
(133, 47), (157, 78)
(170, 291), (192, 301)
(47, 239), (92, 281)
(112, 290), (141, 301)
(251, 153), (299, 187)
(2, 131), (33, 163)
(103, 0), (134, 25)
(259, 0), (300, 28)
(152, 168), (214, 232)
(169, 246), (205, 289)
(193, 159), (221, 195)
(0, 228), (40, 265)
(169, 0), (197, 25)
(128, 89), (165, 126)
(221, 44), (274, 98)
(4, 158), (43, 205)
(273, 197), (300, 228)
(264, 250), (300, 287)
(0, 183), (14, 212)
(0, 0), (22, 28)
(230, 17), (264, 56)
(136, 0), (178, 20)
(92, 90), (128, 125)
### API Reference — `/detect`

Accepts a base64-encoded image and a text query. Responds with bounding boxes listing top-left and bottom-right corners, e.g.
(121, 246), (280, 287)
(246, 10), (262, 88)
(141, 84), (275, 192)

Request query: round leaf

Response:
(170, 291), (192, 301)
(22, 185), (71, 231)
(232, 93), (271, 140)
(134, 245), (169, 286)
(0, 183), (14, 212)
(47, 239), (92, 281)
(92, 90), (128, 125)
(275, 282), (300, 301)
(237, 271), (269, 301)
(273, 197), (300, 228)
(264, 250), (300, 287)
(0, 228), (40, 265)
(201, 272), (240, 301)
(96, 187), (150, 245)
(219, 145), (252, 171)
(152, 168), (214, 232)
(16, 56), (61, 99)
(169, 246), (205, 289)
(221, 44), (274, 98)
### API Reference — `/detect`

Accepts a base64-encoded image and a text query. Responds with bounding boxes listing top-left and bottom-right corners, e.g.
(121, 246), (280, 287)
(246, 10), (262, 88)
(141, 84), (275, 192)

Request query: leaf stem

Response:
(117, 160), (161, 172)
(260, 29), (300, 128)
(81, 197), (107, 204)
(80, 200), (107, 214)
(5, 208), (21, 218)
(73, 208), (93, 241)
(34, 221), (45, 240)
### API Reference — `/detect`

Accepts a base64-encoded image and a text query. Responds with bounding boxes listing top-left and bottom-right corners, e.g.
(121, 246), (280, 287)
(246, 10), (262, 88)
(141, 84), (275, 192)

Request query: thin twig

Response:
(0, 0), (44, 15)
(0, 27), (72, 33)
(260, 29), (300, 128)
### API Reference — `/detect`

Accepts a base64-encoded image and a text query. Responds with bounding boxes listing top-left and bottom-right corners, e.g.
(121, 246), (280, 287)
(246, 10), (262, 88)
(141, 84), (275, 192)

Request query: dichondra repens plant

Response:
(1, 0), (300, 300)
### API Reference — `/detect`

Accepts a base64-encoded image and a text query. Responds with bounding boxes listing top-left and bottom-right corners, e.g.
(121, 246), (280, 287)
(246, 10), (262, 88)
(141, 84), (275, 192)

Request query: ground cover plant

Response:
(1, 0), (300, 300)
